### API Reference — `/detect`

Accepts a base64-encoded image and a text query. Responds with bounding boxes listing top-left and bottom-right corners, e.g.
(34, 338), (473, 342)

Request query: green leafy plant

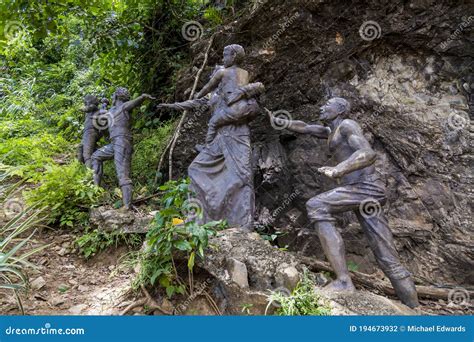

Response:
(203, 6), (223, 25)
(1, 0), (209, 199)
(136, 178), (226, 298)
(75, 229), (142, 259)
(0, 134), (69, 180)
(265, 271), (331, 316)
(0, 207), (48, 313)
(24, 161), (103, 227)
(241, 303), (254, 314)
(131, 122), (175, 188)
(347, 260), (359, 272)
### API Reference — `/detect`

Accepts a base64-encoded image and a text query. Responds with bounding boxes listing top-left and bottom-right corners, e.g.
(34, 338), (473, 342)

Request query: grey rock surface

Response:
(227, 258), (250, 289)
(90, 207), (153, 233)
(195, 228), (420, 315)
(171, 0), (473, 287)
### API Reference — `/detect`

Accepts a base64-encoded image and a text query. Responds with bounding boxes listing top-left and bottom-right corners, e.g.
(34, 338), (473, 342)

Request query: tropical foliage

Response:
(0, 0), (228, 227)
(0, 207), (48, 313)
(266, 271), (332, 316)
(0, 0), (239, 313)
(135, 178), (226, 297)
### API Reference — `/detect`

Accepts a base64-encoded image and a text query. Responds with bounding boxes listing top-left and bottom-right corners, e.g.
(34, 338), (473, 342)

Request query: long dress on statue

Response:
(188, 86), (260, 231)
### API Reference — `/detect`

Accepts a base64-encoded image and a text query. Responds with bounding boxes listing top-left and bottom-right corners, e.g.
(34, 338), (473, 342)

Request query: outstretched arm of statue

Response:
(157, 98), (209, 111)
(318, 123), (377, 179)
(123, 94), (155, 112)
(195, 69), (224, 99)
(265, 108), (330, 138)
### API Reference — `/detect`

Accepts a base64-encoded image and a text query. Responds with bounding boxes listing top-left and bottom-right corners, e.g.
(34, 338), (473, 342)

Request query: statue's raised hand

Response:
(156, 103), (172, 109)
(143, 94), (156, 100)
(317, 166), (342, 179)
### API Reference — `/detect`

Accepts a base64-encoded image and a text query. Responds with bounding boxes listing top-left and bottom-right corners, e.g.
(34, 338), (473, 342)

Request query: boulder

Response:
(227, 258), (250, 289)
(318, 289), (416, 315)
(196, 228), (416, 315)
(90, 207), (153, 233)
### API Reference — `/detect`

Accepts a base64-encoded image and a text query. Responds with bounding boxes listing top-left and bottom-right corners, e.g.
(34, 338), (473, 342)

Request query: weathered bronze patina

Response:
(267, 97), (419, 308)
(91, 87), (155, 210)
(159, 45), (264, 230)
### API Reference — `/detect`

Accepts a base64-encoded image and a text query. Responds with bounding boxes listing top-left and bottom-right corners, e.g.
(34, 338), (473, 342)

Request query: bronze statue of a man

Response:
(267, 97), (419, 308)
(78, 95), (106, 168)
(91, 87), (155, 210)
(159, 45), (264, 230)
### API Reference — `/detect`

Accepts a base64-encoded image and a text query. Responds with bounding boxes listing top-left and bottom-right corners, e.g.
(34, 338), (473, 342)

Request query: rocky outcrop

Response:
(90, 207), (153, 233)
(195, 228), (303, 314)
(170, 0), (473, 287)
(194, 228), (416, 315)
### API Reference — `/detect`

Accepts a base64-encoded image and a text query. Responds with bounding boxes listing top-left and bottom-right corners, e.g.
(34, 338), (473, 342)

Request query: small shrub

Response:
(0, 133), (69, 180)
(24, 160), (103, 227)
(266, 271), (331, 316)
(135, 178), (227, 297)
(75, 229), (142, 259)
(131, 122), (174, 188)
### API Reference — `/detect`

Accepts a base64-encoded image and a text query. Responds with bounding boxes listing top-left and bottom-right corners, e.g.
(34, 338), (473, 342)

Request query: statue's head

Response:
(83, 95), (99, 111)
(223, 44), (245, 67)
(319, 97), (350, 122)
(112, 87), (130, 103)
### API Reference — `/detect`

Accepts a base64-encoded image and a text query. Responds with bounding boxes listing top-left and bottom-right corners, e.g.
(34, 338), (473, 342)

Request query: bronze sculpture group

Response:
(78, 88), (154, 209)
(79, 44), (419, 308)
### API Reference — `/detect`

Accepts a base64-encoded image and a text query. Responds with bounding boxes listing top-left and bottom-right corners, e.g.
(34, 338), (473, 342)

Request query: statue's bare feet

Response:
(324, 278), (356, 292)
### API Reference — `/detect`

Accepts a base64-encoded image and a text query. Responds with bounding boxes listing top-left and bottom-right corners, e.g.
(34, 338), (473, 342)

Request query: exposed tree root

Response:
(300, 256), (474, 300)
(119, 285), (173, 316)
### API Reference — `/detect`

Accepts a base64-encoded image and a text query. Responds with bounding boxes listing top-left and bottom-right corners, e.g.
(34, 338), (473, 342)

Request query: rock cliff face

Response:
(169, 0), (473, 287)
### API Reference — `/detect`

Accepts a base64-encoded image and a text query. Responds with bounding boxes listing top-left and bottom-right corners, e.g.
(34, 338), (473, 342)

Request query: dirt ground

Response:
(0, 229), (137, 315)
(0, 229), (472, 316)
